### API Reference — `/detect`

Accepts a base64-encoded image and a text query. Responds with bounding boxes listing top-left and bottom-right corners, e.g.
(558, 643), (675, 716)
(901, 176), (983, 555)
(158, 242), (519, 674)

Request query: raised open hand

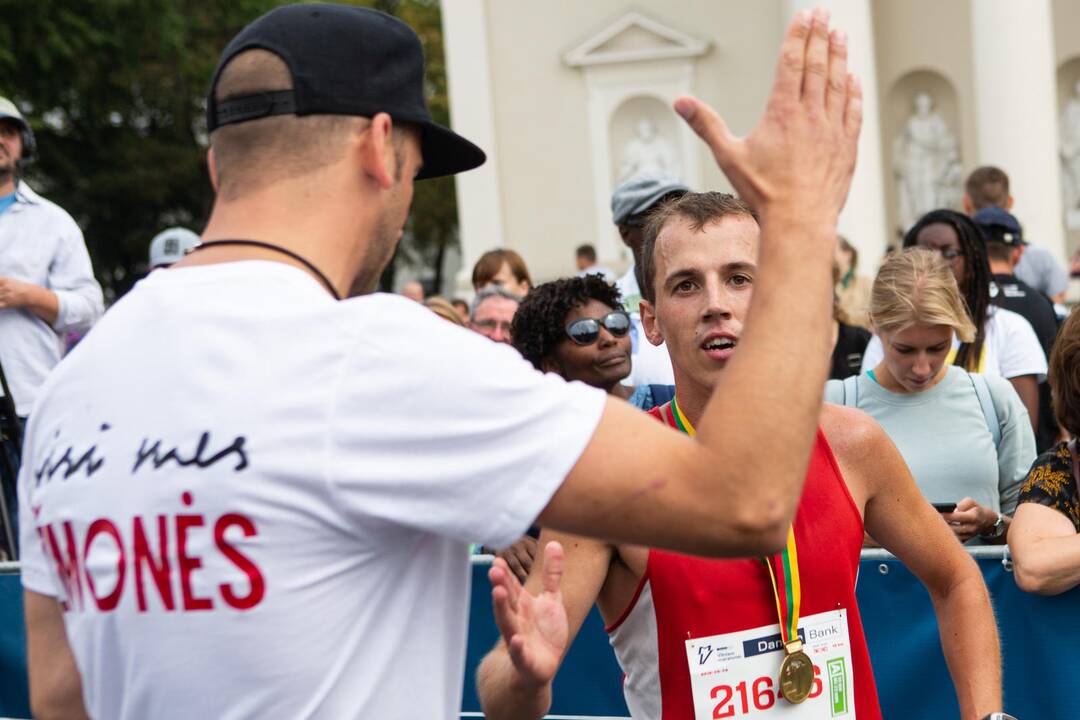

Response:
(488, 540), (568, 687)
(673, 7), (862, 228)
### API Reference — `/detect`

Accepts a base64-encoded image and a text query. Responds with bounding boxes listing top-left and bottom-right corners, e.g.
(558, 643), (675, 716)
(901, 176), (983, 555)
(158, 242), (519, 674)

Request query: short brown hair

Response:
(471, 248), (532, 292)
(964, 166), (1010, 210)
(1050, 309), (1080, 438)
(639, 192), (756, 304)
(983, 241), (1016, 264)
(210, 49), (370, 201)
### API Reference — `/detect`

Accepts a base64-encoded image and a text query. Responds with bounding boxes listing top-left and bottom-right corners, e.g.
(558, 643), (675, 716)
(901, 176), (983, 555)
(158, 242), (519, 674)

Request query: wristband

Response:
(979, 512), (1005, 539)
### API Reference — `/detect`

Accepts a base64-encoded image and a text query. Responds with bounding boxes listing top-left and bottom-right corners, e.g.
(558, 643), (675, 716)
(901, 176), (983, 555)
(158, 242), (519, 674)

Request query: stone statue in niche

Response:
(892, 92), (962, 231)
(1060, 79), (1080, 226)
(619, 117), (679, 180)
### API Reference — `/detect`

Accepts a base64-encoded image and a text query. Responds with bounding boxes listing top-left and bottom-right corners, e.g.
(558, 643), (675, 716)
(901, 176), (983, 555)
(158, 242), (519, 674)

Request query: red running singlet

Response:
(608, 404), (881, 719)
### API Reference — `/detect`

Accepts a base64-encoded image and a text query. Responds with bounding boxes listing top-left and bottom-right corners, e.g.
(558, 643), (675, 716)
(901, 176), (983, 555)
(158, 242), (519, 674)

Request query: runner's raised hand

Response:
(488, 541), (569, 687)
(673, 7), (862, 228)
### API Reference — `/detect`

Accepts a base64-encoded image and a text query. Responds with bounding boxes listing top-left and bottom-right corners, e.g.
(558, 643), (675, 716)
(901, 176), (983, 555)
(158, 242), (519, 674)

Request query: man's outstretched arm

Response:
(477, 535), (615, 720)
(841, 409), (1002, 719)
(538, 7), (862, 558)
(24, 590), (89, 720)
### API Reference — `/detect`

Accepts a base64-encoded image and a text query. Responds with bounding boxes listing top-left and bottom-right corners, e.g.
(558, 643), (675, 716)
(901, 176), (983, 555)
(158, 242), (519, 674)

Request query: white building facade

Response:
(441, 0), (1080, 291)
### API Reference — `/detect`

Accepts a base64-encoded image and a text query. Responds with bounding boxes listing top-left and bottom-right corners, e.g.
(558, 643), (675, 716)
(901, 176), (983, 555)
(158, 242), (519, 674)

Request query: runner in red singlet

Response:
(478, 193), (1004, 720)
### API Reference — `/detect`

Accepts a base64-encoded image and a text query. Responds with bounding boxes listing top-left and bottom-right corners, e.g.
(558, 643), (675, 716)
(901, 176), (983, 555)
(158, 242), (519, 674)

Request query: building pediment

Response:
(563, 10), (709, 67)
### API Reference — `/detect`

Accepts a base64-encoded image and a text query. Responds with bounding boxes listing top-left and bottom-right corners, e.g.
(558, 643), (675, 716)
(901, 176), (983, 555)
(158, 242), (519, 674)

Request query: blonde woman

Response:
(825, 248), (1036, 544)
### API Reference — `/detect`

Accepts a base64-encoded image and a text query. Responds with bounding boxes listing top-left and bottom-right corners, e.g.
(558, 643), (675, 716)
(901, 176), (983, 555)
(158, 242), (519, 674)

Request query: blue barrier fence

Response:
(2, 549), (1078, 719)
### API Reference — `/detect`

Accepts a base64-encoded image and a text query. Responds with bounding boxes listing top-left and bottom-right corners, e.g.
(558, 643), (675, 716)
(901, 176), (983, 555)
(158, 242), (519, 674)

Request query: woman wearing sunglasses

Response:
(495, 275), (662, 583)
(512, 275), (671, 410)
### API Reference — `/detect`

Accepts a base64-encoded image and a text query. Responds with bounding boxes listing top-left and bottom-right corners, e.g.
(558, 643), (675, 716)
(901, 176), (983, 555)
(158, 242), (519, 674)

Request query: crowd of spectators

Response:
(370, 161), (1080, 590)
(6, 6), (1080, 719)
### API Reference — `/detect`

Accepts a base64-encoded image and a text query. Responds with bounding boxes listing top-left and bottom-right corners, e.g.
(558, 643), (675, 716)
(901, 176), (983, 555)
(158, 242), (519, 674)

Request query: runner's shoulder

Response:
(819, 403), (889, 460)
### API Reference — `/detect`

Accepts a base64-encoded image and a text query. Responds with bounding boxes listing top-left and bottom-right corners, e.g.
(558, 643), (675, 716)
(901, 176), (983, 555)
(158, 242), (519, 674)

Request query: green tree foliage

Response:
(0, 0), (457, 299)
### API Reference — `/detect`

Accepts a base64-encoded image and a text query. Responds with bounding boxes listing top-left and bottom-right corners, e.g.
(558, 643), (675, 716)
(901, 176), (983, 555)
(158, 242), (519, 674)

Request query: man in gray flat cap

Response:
(610, 171), (689, 387)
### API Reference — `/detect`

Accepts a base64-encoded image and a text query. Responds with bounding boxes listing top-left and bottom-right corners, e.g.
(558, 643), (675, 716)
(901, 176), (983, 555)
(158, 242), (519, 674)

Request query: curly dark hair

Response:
(511, 275), (624, 370)
(902, 209), (991, 372)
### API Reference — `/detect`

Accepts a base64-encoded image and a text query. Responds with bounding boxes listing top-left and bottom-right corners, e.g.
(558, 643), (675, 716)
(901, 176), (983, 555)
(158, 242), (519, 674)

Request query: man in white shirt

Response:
(0, 96), (103, 558)
(611, 171), (689, 386)
(0, 97), (104, 419)
(20, 5), (863, 719)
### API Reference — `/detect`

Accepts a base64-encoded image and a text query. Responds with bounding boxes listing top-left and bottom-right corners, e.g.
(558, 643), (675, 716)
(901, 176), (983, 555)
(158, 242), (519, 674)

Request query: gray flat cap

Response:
(611, 171), (690, 226)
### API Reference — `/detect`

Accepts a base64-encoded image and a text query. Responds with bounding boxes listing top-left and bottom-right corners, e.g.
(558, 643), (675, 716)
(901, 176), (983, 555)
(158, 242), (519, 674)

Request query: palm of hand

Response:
(490, 541), (571, 685)
(511, 585), (568, 681)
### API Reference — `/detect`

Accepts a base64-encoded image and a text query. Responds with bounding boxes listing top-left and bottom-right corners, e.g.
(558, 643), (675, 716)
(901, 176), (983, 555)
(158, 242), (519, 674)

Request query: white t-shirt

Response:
(616, 266), (675, 387)
(860, 305), (1047, 382)
(18, 261), (606, 720)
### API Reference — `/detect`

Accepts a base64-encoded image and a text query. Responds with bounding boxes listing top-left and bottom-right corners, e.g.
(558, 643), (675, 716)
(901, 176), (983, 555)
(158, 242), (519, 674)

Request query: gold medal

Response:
(778, 641), (814, 704)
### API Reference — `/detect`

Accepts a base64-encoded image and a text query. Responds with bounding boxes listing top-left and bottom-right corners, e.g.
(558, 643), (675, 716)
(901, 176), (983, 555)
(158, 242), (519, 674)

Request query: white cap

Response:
(0, 96), (27, 127)
(149, 227), (200, 269)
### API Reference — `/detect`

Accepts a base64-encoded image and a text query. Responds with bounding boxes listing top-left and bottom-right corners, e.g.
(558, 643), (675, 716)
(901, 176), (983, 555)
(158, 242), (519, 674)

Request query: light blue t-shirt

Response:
(824, 366), (1035, 517)
(0, 191), (16, 214)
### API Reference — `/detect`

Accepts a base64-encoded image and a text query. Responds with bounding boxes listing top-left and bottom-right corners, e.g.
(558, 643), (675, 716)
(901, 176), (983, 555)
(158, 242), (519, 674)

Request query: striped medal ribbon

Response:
(662, 397), (814, 704)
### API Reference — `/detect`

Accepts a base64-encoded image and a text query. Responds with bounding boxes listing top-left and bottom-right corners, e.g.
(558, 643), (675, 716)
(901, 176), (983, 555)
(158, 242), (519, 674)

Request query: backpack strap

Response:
(969, 373), (1001, 449)
(840, 375), (859, 408)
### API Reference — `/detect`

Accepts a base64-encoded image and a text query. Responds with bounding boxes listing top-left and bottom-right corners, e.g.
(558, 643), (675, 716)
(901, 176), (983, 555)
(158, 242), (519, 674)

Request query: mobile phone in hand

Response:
(932, 502), (957, 513)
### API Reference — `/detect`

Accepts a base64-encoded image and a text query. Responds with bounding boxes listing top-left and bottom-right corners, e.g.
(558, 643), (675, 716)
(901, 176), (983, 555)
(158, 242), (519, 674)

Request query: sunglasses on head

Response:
(566, 311), (631, 346)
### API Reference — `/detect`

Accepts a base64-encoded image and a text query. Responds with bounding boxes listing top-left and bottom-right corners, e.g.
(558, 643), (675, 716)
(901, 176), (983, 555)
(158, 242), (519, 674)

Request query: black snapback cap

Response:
(206, 3), (485, 180)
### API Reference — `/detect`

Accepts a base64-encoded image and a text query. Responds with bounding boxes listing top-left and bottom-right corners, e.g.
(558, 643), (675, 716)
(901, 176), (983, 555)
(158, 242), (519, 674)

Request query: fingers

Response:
(490, 582), (520, 645)
(490, 558), (521, 608)
(844, 73), (863, 138)
(952, 527), (976, 542)
(800, 7), (832, 106)
(771, 9), (813, 103)
(540, 541), (565, 596)
(673, 95), (738, 170)
(507, 635), (542, 680)
(824, 29), (849, 123)
(956, 497), (977, 511)
(948, 509), (978, 522)
(504, 551), (527, 583)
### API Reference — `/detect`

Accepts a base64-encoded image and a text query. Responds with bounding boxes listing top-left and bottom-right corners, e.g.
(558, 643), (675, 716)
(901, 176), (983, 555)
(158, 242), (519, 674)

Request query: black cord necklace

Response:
(189, 239), (342, 300)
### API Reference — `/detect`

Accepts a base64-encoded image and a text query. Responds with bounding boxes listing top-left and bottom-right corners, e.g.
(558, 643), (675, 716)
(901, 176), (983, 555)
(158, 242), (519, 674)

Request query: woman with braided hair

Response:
(860, 209), (1046, 428)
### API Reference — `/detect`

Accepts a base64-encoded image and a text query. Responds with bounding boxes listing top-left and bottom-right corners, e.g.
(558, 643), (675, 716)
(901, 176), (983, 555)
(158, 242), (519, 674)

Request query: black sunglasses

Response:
(566, 311), (630, 346)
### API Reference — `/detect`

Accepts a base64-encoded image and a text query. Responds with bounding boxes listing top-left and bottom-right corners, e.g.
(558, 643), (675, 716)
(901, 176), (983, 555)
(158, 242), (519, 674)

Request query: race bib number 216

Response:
(684, 609), (855, 718)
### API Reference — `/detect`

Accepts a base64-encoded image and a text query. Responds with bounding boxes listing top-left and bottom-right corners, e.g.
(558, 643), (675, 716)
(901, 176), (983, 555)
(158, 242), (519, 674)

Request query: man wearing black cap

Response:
(973, 207), (1060, 451)
(18, 5), (863, 719)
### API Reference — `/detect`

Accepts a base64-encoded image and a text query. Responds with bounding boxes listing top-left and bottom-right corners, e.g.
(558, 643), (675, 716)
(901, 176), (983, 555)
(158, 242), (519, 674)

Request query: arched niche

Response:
(883, 70), (964, 240)
(608, 95), (683, 185)
(1057, 57), (1080, 233)
(563, 10), (707, 268)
